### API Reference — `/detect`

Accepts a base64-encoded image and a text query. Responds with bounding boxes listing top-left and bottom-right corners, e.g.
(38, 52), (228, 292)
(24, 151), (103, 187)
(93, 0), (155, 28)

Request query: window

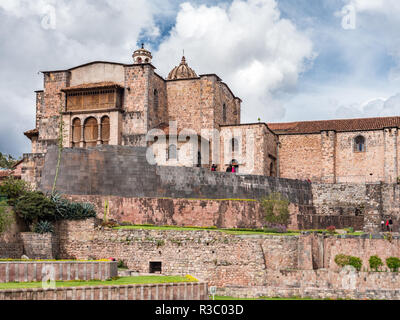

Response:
(354, 135), (366, 152)
(223, 104), (227, 123)
(72, 118), (81, 147)
(84, 117), (98, 147)
(154, 89), (159, 112)
(149, 262), (162, 274)
(231, 138), (239, 153)
(168, 144), (177, 160)
(101, 116), (110, 145)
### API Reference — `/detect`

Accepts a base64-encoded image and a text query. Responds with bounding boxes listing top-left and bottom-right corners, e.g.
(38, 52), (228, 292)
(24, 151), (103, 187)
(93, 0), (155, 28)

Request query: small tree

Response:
(386, 257), (400, 272)
(0, 152), (20, 169)
(0, 176), (30, 206)
(14, 191), (56, 227)
(348, 256), (362, 271)
(260, 193), (290, 227)
(334, 254), (350, 268)
(369, 255), (383, 272)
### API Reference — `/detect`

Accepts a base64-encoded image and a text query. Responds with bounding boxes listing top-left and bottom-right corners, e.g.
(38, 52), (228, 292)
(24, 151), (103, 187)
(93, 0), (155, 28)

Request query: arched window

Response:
(101, 116), (110, 145)
(154, 89), (159, 112)
(354, 135), (366, 152)
(168, 144), (177, 160)
(231, 138), (239, 153)
(223, 104), (227, 123)
(84, 117), (98, 147)
(72, 118), (81, 147)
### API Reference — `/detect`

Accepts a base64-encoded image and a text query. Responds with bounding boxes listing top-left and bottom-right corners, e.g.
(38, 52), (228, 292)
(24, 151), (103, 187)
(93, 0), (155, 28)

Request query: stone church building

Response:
(24, 46), (400, 184)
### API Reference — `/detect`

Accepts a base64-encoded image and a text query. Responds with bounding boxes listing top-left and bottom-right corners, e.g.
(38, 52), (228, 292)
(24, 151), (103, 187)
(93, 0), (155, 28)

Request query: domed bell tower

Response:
(133, 43), (152, 64)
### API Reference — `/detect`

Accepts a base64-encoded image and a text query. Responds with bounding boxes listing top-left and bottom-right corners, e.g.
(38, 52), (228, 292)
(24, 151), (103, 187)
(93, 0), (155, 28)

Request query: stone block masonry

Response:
(36, 145), (400, 231)
(53, 219), (400, 299)
(65, 195), (302, 230)
(0, 261), (118, 283)
(20, 233), (59, 260)
(39, 145), (313, 205)
(0, 282), (208, 300)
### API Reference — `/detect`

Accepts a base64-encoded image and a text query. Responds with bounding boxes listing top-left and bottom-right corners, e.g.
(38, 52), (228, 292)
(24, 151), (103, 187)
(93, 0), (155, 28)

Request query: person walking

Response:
(386, 219), (390, 232)
(389, 218), (393, 232)
(381, 219), (385, 232)
(211, 164), (217, 172)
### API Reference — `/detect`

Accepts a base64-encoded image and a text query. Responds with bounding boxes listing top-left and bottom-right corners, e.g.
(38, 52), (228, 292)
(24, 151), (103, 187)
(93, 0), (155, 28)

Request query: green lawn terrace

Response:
(112, 224), (366, 237)
(0, 275), (197, 290)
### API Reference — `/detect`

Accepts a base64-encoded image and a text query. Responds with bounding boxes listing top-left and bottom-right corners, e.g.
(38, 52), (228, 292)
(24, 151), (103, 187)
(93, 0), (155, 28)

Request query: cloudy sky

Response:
(0, 0), (400, 157)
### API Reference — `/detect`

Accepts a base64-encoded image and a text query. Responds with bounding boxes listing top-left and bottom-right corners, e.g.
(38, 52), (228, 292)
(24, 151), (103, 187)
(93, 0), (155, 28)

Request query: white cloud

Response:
(154, 0), (315, 122)
(0, 0), (164, 156)
(335, 93), (400, 119)
(347, 0), (400, 13)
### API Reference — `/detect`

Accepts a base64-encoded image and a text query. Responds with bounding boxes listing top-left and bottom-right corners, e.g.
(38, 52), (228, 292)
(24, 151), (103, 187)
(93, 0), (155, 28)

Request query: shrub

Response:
(348, 256), (362, 271)
(0, 177), (30, 206)
(386, 257), (400, 272)
(15, 191), (56, 225)
(326, 226), (336, 235)
(34, 221), (54, 234)
(0, 201), (14, 234)
(334, 254), (350, 267)
(334, 254), (362, 271)
(369, 255), (383, 271)
(260, 193), (290, 227)
(117, 260), (128, 269)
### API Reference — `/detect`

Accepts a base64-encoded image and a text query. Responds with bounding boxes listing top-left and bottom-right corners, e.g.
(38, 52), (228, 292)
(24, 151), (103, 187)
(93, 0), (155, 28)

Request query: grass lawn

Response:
(113, 225), (300, 236)
(0, 276), (194, 290)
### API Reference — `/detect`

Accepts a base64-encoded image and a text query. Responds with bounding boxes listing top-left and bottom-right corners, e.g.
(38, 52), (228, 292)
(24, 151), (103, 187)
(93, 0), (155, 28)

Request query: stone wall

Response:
(37, 145), (400, 231)
(39, 145), (313, 206)
(20, 233), (59, 260)
(220, 269), (400, 300)
(220, 123), (278, 176)
(278, 129), (400, 184)
(65, 195), (304, 230)
(0, 282), (207, 300)
(0, 215), (24, 259)
(278, 134), (322, 182)
(21, 153), (46, 190)
(0, 261), (118, 282)
(53, 220), (400, 299)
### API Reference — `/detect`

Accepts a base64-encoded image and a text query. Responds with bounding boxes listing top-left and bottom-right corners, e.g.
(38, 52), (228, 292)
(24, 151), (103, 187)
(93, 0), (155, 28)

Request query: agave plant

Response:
(34, 220), (54, 234)
(49, 192), (96, 221)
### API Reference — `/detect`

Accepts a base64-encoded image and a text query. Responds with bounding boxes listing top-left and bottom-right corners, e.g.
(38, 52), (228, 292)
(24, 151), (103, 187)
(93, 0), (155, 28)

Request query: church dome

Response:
(167, 56), (198, 80)
(133, 44), (152, 64)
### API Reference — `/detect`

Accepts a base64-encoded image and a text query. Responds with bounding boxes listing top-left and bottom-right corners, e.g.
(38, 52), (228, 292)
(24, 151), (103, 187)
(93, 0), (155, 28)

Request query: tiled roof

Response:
(61, 82), (124, 92)
(0, 170), (12, 178)
(268, 116), (400, 135)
